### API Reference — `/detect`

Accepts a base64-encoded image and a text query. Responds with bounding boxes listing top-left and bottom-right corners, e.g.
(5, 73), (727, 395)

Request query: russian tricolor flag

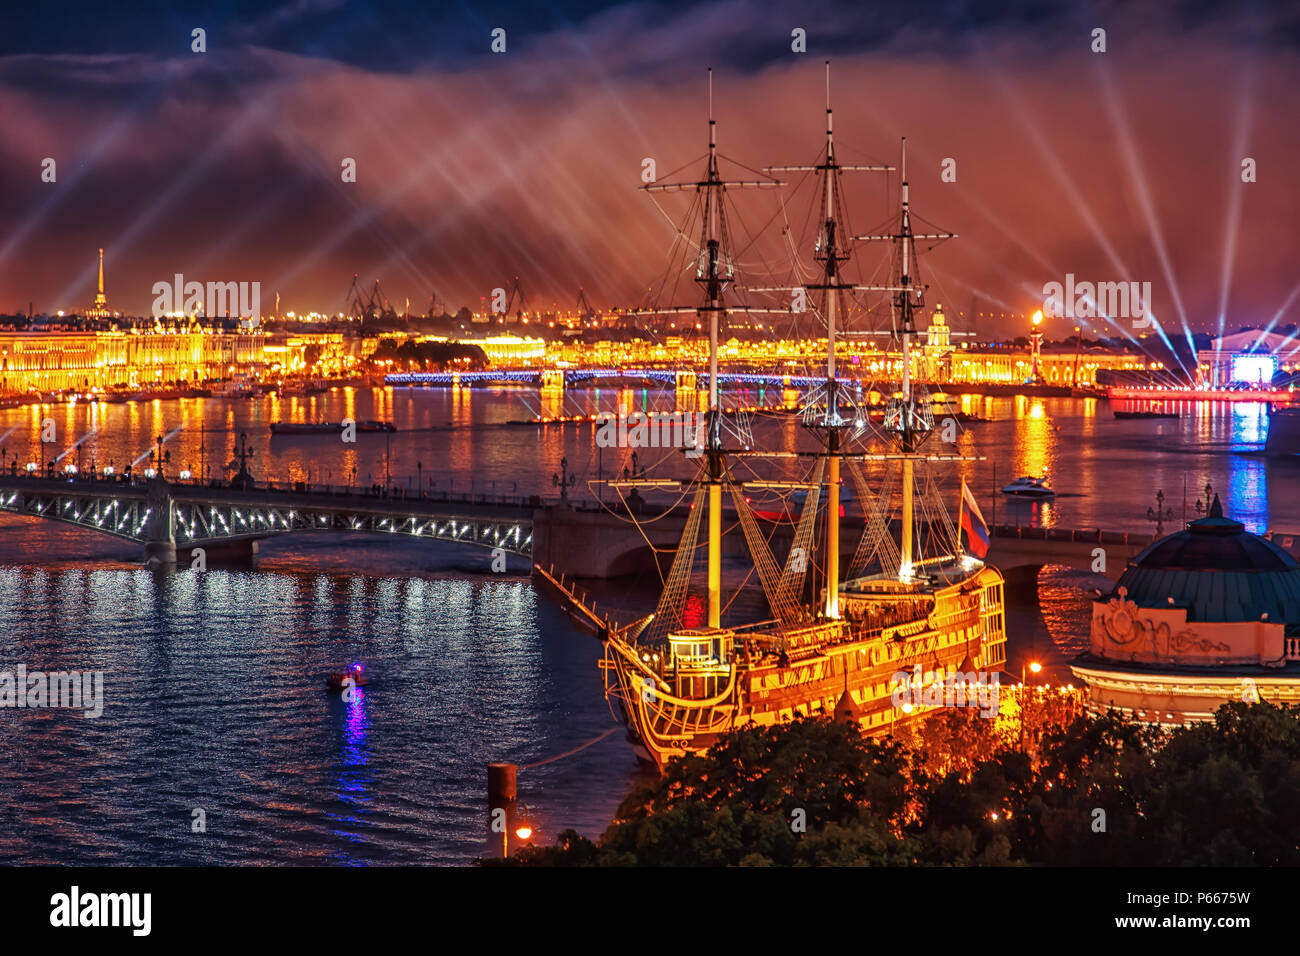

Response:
(959, 478), (990, 559)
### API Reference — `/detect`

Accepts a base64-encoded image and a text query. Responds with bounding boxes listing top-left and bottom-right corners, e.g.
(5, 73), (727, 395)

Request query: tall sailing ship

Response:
(539, 66), (1006, 771)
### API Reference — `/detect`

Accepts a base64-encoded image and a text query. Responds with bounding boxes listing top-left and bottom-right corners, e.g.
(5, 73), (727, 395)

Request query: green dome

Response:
(1113, 497), (1300, 624)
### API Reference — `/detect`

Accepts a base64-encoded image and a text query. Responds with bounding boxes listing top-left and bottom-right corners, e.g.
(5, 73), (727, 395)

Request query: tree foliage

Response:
(496, 701), (1300, 866)
(369, 338), (486, 370)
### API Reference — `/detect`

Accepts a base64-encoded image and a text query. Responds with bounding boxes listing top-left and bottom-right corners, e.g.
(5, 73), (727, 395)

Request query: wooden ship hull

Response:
(591, 567), (1005, 770)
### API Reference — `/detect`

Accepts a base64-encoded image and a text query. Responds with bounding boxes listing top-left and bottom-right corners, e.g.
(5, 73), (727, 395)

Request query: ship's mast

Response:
(763, 62), (891, 616)
(641, 68), (783, 628)
(703, 69), (724, 628)
(856, 138), (956, 579)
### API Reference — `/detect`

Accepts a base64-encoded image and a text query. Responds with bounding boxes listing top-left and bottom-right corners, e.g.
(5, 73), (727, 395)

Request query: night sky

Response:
(1, 0), (1297, 342)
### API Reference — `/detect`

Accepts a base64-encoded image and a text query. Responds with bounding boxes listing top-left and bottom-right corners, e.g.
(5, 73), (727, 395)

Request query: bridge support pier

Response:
(147, 539), (261, 567)
(144, 477), (176, 569)
(176, 539), (261, 566)
(143, 540), (177, 568)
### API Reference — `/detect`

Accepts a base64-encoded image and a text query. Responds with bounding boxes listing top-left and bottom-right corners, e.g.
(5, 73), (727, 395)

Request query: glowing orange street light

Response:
(1017, 661), (1044, 751)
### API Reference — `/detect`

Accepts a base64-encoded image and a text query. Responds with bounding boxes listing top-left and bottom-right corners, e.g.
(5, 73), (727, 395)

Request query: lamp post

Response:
(152, 434), (170, 480)
(1195, 481), (1215, 515)
(1019, 660), (1042, 752)
(553, 455), (576, 503)
(231, 432), (255, 489)
(384, 427), (393, 490)
(1146, 488), (1173, 536)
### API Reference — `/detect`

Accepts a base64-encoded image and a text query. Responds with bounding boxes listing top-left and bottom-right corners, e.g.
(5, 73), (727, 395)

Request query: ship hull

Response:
(600, 566), (1007, 772)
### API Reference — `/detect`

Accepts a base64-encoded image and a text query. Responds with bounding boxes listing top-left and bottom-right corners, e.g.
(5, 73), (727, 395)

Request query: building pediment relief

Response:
(1096, 593), (1229, 661)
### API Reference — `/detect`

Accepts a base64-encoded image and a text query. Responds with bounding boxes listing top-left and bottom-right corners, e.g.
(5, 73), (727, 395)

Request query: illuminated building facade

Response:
(526, 310), (1155, 386)
(0, 329), (265, 393)
(1196, 329), (1300, 387)
(1071, 498), (1300, 726)
(262, 332), (351, 377)
(474, 335), (546, 365)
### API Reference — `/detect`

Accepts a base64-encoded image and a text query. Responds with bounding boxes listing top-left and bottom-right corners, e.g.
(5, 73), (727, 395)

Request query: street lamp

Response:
(1019, 660), (1042, 752)
(553, 456), (576, 503)
(1146, 489), (1173, 536)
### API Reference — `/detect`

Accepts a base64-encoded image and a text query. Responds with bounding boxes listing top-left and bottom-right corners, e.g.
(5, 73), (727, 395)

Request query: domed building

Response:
(1071, 497), (1300, 726)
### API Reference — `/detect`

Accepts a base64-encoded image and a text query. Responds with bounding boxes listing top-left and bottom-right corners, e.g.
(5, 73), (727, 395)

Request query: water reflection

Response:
(1011, 397), (1055, 487)
(1230, 402), (1268, 447)
(1219, 403), (1270, 533)
(1227, 458), (1269, 534)
(329, 685), (373, 864)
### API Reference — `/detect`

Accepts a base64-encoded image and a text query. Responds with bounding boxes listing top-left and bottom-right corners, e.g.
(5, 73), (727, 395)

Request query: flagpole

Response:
(958, 475), (965, 552)
(959, 475), (968, 554)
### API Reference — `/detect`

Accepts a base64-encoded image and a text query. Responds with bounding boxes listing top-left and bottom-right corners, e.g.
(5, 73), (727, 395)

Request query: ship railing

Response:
(672, 654), (726, 669)
(928, 598), (982, 629)
(1285, 636), (1300, 661)
(848, 624), (886, 643)
(651, 698), (735, 738)
(884, 617), (931, 641)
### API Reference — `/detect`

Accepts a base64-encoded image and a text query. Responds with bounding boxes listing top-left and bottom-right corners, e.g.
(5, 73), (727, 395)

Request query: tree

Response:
(495, 702), (1300, 867)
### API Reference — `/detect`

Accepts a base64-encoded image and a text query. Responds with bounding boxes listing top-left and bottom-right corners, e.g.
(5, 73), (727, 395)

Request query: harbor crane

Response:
(576, 287), (596, 324)
(503, 275), (526, 322)
(345, 275), (397, 323)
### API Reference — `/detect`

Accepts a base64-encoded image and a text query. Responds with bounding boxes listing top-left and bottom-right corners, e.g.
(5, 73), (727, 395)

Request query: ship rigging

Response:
(537, 65), (1007, 771)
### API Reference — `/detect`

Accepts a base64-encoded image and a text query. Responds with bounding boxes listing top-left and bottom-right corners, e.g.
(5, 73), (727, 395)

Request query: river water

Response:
(0, 386), (1294, 863)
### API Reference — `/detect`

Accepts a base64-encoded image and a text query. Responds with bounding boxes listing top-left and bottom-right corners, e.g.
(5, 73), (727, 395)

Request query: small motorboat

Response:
(1000, 475), (1055, 498)
(326, 664), (369, 692)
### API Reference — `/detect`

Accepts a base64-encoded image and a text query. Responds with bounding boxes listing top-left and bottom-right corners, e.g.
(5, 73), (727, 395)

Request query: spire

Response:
(90, 247), (108, 315)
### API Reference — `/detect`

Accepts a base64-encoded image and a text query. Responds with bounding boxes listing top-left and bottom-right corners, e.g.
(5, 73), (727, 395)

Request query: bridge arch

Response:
(0, 478), (536, 566)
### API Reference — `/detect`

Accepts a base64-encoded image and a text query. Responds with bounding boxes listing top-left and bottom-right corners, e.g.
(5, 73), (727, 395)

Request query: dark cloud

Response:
(0, 0), (1296, 340)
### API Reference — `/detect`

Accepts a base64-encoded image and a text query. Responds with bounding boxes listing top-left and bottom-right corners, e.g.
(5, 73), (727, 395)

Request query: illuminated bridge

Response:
(0, 474), (538, 566)
(0, 473), (1172, 589)
(386, 369), (829, 388)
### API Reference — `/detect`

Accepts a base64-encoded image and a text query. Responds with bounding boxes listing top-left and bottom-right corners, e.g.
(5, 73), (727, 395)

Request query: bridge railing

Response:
(991, 524), (1152, 546)
(0, 471), (558, 509)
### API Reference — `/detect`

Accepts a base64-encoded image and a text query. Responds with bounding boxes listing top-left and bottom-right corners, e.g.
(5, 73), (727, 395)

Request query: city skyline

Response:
(0, 1), (1297, 341)
(3, 0), (1300, 901)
